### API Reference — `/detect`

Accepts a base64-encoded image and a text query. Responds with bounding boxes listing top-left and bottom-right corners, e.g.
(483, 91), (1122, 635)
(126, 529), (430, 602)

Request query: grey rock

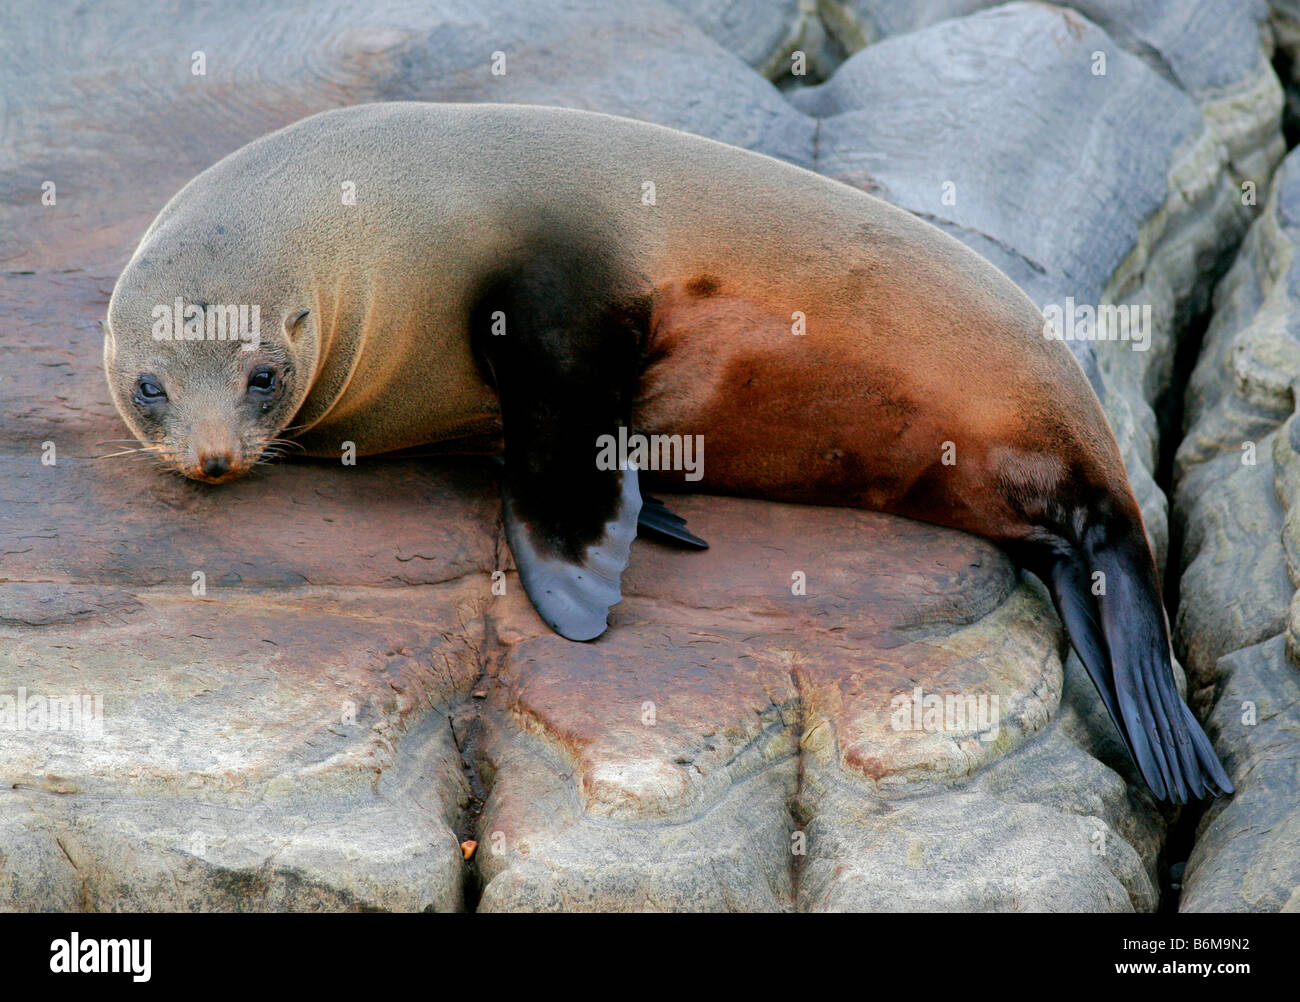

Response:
(1173, 145), (1300, 911)
(1181, 638), (1300, 911)
(663, 0), (824, 79)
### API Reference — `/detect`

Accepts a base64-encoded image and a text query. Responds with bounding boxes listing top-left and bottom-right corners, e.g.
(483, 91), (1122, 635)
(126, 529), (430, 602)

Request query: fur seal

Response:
(102, 101), (1232, 803)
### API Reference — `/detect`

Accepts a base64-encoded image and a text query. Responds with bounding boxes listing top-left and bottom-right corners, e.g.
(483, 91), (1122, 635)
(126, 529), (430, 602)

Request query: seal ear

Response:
(99, 317), (116, 360)
(283, 309), (310, 340)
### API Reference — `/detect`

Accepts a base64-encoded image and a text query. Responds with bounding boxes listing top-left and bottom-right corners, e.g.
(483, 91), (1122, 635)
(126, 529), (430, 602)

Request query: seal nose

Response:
(200, 453), (231, 479)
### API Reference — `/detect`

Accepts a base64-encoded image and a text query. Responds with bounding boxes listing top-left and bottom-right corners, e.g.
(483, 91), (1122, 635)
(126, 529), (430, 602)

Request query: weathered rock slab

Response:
(2, 0), (1286, 910)
(1173, 144), (1300, 912)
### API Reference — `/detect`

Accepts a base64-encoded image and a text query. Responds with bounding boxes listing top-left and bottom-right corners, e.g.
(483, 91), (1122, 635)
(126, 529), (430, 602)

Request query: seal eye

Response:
(134, 376), (167, 405)
(247, 368), (276, 394)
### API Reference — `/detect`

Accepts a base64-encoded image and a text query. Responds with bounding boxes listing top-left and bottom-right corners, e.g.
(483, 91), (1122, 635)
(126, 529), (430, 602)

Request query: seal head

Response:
(104, 257), (318, 483)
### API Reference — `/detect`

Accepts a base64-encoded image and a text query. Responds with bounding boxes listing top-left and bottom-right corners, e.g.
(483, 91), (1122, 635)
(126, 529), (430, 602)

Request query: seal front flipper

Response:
(502, 465), (641, 641)
(470, 222), (649, 641)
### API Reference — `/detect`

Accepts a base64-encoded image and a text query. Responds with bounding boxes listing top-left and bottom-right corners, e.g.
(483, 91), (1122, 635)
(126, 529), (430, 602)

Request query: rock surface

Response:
(1173, 146), (1300, 912)
(0, 0), (1286, 910)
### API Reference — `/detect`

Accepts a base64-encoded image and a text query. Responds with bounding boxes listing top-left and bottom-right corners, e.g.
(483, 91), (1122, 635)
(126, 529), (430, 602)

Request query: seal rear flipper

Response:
(1036, 541), (1176, 800)
(502, 465), (642, 641)
(638, 494), (709, 549)
(1018, 518), (1234, 803)
(1181, 700), (1235, 795)
(1085, 522), (1231, 801)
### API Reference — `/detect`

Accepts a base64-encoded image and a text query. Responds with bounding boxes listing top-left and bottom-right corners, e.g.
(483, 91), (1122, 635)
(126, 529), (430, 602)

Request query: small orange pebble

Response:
(460, 840), (478, 861)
